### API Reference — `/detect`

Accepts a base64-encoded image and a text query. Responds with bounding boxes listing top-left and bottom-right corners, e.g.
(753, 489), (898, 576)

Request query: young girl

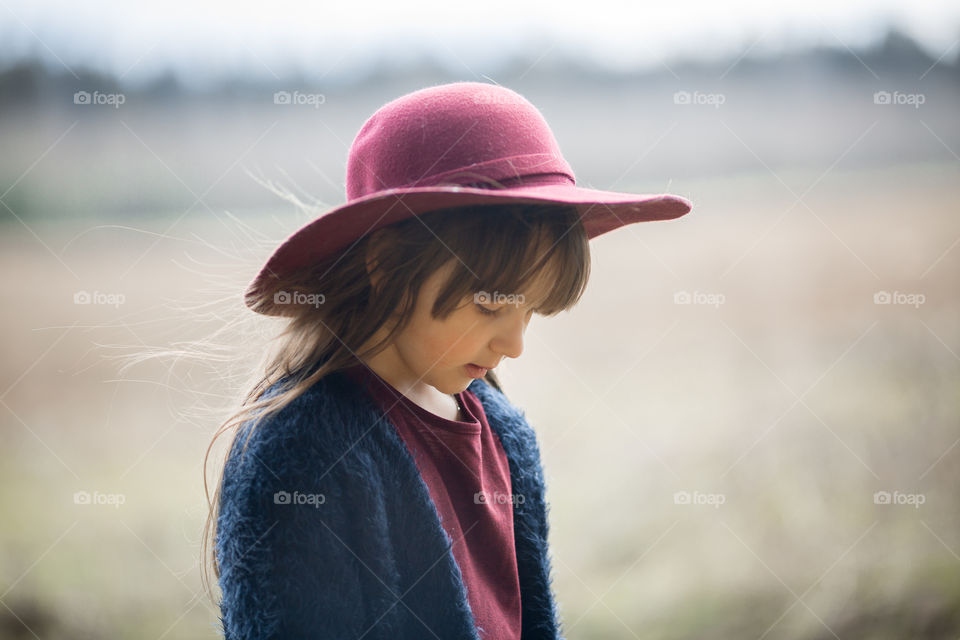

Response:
(205, 82), (691, 639)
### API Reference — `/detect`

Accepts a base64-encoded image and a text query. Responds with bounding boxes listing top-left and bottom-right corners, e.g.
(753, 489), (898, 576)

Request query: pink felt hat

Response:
(246, 81), (691, 315)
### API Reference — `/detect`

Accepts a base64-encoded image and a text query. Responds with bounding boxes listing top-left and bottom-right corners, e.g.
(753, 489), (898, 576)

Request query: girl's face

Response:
(364, 257), (555, 397)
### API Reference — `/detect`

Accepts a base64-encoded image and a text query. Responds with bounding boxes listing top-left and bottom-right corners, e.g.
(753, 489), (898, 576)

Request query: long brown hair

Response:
(200, 201), (591, 604)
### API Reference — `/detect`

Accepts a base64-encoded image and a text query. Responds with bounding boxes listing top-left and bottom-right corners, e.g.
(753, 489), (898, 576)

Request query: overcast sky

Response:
(2, 0), (959, 85)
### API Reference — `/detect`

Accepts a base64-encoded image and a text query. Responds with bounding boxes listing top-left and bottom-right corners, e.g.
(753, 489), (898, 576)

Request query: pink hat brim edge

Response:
(245, 183), (693, 315)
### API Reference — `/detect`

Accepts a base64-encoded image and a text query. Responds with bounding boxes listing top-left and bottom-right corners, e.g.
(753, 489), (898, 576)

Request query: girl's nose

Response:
(492, 312), (529, 360)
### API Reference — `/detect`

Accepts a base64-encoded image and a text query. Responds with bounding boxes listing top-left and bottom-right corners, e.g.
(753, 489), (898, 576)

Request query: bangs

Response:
(426, 203), (591, 318)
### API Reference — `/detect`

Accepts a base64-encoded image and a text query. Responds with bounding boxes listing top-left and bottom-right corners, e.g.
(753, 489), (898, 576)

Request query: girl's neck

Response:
(354, 352), (462, 422)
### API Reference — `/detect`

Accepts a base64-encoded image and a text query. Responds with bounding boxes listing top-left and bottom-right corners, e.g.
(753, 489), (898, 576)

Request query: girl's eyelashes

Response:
(474, 303), (540, 318)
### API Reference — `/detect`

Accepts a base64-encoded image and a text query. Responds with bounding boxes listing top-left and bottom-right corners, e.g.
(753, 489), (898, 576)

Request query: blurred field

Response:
(1, 159), (957, 638)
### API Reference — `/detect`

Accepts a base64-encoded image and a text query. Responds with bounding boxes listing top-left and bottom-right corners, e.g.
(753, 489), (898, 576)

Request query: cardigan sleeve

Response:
(215, 410), (375, 639)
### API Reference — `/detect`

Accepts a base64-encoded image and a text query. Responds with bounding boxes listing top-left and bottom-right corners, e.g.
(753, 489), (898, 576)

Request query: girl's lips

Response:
(465, 364), (488, 379)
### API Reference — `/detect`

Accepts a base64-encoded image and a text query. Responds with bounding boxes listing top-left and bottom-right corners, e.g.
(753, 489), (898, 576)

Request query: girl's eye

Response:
(476, 304), (500, 316)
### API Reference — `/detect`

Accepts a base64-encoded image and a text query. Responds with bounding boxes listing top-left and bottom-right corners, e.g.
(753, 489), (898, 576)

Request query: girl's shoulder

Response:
(224, 370), (375, 480)
(225, 371), (537, 482)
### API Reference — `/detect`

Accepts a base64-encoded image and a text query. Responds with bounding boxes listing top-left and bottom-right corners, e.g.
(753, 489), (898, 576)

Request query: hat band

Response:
(397, 152), (575, 190)
(450, 172), (576, 189)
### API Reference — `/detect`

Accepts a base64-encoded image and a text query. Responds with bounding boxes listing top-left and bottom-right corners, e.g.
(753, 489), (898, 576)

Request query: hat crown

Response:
(345, 82), (575, 201)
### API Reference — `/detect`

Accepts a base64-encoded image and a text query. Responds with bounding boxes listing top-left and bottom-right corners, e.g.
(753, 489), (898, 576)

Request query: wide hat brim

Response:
(245, 182), (691, 316)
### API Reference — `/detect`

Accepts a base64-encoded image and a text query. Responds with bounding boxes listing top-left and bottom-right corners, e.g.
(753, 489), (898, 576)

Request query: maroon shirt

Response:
(343, 359), (522, 639)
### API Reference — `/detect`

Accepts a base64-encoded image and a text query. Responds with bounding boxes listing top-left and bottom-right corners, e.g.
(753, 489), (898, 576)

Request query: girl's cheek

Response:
(441, 320), (482, 350)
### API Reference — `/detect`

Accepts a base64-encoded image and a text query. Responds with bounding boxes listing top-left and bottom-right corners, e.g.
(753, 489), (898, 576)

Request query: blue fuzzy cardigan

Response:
(215, 367), (565, 639)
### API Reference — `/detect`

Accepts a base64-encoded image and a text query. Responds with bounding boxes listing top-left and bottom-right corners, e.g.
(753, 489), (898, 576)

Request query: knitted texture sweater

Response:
(215, 367), (565, 639)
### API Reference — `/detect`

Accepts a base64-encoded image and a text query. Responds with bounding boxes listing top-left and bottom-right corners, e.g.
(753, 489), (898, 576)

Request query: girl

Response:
(205, 82), (691, 639)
